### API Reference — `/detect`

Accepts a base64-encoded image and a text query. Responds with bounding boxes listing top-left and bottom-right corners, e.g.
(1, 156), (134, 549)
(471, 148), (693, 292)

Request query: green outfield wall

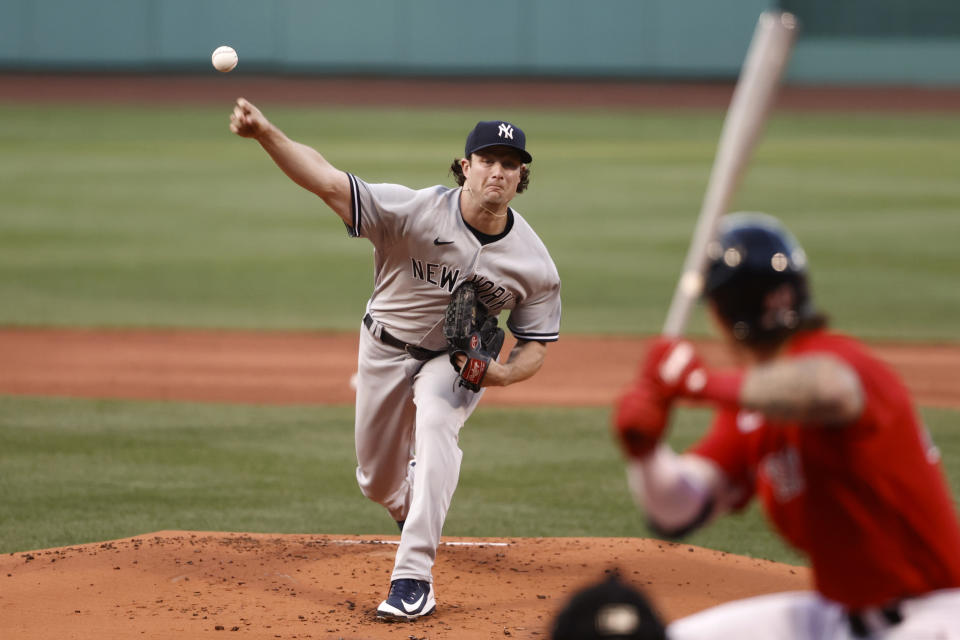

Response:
(0, 0), (957, 86)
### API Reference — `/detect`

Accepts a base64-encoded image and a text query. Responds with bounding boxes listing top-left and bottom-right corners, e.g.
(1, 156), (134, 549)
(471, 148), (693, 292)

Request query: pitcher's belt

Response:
(363, 314), (446, 361)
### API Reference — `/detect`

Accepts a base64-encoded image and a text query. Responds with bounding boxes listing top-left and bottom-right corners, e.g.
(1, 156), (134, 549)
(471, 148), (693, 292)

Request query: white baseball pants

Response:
(353, 323), (483, 583)
(667, 588), (960, 639)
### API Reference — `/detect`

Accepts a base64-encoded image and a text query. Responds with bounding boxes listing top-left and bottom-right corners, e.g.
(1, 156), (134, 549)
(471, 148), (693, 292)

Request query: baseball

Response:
(211, 45), (238, 73)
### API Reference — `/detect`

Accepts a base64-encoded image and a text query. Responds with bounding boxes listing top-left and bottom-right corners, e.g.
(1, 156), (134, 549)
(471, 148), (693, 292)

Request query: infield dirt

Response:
(0, 328), (956, 410)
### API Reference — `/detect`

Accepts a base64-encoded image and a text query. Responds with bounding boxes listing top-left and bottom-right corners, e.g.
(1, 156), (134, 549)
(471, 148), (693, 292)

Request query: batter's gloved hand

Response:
(613, 383), (672, 458)
(641, 337), (707, 401)
(443, 281), (505, 392)
(641, 337), (744, 407)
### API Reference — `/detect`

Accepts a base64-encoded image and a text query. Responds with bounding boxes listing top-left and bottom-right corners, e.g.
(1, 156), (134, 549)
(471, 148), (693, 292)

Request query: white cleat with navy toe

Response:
(376, 578), (436, 621)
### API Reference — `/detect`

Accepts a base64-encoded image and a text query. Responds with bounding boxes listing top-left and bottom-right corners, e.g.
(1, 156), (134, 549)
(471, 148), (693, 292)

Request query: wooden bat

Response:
(662, 10), (799, 337)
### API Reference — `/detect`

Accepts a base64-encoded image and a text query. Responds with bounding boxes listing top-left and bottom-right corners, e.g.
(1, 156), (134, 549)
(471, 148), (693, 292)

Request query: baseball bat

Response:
(661, 10), (799, 337)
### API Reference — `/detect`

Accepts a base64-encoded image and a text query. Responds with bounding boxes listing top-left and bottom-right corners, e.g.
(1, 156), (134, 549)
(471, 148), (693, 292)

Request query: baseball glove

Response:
(443, 281), (505, 392)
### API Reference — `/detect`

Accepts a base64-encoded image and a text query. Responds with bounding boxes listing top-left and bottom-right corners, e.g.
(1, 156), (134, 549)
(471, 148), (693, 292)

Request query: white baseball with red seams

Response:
(211, 46), (238, 72)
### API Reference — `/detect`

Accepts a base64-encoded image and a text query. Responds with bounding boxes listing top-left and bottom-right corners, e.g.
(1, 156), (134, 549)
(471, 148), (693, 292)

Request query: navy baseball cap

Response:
(464, 120), (533, 163)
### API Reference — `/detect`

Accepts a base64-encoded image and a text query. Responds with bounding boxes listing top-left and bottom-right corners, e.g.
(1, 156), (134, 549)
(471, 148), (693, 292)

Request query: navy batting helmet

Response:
(703, 212), (816, 346)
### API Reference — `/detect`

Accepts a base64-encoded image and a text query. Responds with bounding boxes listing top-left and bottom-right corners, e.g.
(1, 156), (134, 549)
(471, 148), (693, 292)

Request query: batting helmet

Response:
(703, 212), (816, 347)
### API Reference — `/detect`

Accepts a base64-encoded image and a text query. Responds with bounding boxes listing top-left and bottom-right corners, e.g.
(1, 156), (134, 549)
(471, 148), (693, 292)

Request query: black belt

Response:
(363, 314), (446, 361)
(847, 604), (903, 637)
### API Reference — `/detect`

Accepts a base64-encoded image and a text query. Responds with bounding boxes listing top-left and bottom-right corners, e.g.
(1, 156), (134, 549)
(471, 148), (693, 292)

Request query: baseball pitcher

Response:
(613, 213), (960, 638)
(229, 99), (561, 621)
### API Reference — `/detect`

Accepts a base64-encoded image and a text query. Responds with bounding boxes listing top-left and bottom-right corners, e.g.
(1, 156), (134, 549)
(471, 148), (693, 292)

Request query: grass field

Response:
(1, 103), (958, 339)
(1, 102), (958, 560)
(3, 395), (959, 559)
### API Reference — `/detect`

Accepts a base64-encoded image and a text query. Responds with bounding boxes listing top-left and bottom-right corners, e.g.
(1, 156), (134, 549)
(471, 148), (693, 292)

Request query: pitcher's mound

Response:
(1, 531), (809, 639)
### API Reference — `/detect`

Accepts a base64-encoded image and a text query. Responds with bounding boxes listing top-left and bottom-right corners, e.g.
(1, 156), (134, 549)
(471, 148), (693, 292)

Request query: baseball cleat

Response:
(376, 578), (436, 621)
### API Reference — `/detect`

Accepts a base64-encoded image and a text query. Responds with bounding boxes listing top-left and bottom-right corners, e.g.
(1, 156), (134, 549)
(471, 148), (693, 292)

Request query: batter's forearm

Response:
(741, 355), (865, 424)
(255, 127), (352, 224)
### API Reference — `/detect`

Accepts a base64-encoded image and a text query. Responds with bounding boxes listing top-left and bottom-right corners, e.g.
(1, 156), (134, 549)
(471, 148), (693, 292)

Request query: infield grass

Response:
(1, 103), (958, 340)
(3, 395), (959, 564)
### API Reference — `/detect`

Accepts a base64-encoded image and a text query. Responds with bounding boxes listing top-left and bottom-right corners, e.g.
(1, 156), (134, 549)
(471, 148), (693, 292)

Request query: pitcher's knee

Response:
(356, 467), (387, 502)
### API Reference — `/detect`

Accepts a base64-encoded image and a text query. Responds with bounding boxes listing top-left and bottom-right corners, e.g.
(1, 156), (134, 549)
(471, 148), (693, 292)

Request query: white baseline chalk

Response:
(331, 539), (509, 547)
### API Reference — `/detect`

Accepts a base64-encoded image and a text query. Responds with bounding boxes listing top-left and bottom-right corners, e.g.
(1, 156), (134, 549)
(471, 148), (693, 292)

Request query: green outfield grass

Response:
(2, 102), (957, 568)
(2, 395), (959, 563)
(1, 103), (958, 340)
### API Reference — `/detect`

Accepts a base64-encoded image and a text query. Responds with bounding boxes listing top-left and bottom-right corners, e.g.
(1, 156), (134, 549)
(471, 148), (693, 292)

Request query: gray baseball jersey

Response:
(345, 173), (560, 584)
(346, 174), (561, 347)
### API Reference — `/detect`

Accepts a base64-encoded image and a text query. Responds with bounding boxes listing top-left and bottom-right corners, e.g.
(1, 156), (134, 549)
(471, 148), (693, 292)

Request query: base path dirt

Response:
(0, 531), (809, 640)
(0, 328), (957, 409)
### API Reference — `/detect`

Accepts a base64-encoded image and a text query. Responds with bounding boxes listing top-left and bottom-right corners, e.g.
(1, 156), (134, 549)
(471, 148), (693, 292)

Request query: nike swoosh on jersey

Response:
(402, 592), (426, 613)
(433, 237), (455, 245)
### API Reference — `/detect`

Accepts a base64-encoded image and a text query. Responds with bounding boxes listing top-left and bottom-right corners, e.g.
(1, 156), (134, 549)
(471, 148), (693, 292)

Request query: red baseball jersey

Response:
(690, 329), (960, 609)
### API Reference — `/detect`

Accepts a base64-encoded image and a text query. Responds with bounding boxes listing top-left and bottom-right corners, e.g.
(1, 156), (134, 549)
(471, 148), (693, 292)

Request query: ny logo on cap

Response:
(497, 123), (514, 139)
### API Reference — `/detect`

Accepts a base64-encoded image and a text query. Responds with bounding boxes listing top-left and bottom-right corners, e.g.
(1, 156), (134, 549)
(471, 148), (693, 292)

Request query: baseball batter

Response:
(613, 213), (960, 639)
(229, 98), (561, 621)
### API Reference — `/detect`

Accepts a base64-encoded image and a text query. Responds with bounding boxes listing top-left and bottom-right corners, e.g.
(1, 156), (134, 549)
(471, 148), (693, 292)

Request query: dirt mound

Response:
(0, 531), (809, 639)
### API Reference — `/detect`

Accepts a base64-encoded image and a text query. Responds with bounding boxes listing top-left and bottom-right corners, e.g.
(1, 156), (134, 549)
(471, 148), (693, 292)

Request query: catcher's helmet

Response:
(703, 212), (815, 346)
(551, 573), (666, 640)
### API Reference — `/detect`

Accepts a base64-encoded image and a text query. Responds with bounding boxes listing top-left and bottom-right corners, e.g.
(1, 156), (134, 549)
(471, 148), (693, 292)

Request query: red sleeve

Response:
(688, 409), (755, 511)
